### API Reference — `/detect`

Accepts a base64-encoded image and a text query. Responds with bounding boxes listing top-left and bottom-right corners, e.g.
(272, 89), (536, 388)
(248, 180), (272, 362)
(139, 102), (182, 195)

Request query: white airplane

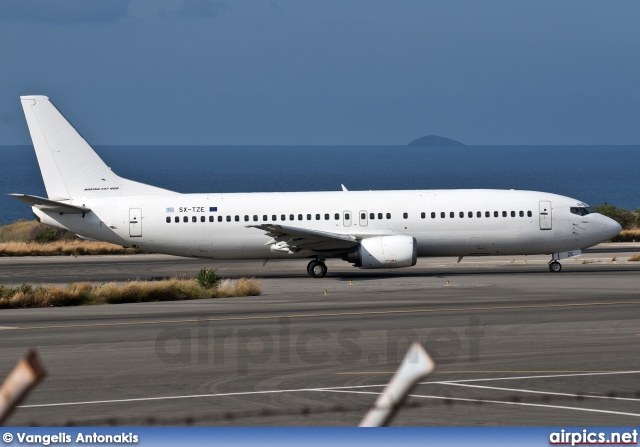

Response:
(11, 96), (622, 277)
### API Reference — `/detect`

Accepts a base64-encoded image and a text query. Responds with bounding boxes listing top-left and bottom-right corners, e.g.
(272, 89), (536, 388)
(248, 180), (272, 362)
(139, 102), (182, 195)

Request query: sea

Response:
(0, 145), (638, 224)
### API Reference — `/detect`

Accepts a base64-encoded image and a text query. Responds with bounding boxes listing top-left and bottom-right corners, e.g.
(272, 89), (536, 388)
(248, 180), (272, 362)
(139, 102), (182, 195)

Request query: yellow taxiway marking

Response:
(1, 300), (640, 332)
(336, 370), (632, 375)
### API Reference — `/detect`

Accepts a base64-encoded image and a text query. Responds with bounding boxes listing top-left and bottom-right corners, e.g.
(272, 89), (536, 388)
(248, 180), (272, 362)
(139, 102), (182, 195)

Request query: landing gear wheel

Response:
(307, 260), (327, 278)
(306, 260), (315, 276)
(549, 261), (562, 273)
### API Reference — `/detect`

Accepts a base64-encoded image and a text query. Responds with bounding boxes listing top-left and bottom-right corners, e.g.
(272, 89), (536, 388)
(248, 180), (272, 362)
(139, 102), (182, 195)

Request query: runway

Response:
(0, 245), (639, 426)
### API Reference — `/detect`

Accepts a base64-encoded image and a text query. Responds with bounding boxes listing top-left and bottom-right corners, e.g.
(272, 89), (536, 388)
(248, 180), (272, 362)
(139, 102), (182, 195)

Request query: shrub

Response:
(35, 229), (59, 243)
(196, 268), (220, 289)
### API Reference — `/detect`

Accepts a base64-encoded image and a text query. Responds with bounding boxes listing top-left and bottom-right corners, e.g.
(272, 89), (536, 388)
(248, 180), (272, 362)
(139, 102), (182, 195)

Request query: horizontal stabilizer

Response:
(8, 194), (91, 214)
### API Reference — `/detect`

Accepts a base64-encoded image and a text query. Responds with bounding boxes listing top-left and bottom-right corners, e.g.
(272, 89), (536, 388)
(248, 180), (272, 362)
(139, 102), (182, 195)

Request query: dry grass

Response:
(0, 219), (76, 243)
(0, 220), (138, 256)
(611, 230), (640, 243)
(628, 254), (640, 262)
(0, 277), (261, 309)
(0, 241), (139, 256)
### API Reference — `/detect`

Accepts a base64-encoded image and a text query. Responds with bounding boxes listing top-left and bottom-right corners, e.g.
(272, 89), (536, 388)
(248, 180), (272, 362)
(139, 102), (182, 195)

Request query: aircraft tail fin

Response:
(20, 95), (174, 200)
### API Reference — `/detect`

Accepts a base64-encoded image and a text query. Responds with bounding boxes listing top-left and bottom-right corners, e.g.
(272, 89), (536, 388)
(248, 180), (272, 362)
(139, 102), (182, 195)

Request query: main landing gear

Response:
(548, 260), (562, 272)
(307, 259), (328, 278)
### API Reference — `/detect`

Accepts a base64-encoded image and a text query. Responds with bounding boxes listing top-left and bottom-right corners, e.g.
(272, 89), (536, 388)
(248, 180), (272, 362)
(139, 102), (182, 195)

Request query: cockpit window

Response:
(570, 207), (593, 216)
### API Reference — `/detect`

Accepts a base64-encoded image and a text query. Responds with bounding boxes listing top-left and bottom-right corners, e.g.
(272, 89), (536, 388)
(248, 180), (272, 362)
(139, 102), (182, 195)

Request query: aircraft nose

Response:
(601, 216), (622, 240)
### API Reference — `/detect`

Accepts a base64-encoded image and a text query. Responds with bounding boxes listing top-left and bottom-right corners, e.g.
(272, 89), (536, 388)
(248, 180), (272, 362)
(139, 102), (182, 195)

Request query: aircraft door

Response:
(129, 208), (142, 237)
(539, 201), (552, 230)
(343, 211), (352, 227)
(359, 210), (368, 227)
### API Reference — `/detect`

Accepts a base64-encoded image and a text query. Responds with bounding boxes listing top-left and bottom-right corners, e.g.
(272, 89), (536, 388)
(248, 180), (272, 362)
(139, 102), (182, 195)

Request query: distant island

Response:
(408, 135), (465, 147)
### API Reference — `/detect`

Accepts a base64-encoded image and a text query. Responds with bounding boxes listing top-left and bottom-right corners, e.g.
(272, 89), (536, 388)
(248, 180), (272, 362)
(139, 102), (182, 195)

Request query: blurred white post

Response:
(359, 342), (435, 427)
(0, 350), (46, 425)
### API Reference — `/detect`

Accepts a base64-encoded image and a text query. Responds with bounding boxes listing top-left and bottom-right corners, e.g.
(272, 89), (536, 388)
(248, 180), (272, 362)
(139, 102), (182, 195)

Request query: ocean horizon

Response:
(1, 144), (638, 224)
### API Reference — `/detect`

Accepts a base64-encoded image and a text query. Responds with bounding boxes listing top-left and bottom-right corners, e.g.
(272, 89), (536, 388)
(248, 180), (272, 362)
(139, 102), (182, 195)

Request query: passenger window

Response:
(378, 213), (383, 219)
(494, 211), (498, 217)
(325, 213), (331, 220)
(235, 216), (240, 222)
(289, 214), (294, 220)
(485, 211), (490, 218)
(226, 216), (231, 222)
(244, 215), (249, 222)
(502, 211), (507, 217)
(166, 216), (171, 223)
(519, 211), (524, 217)
(316, 214), (320, 220)
(421, 212), (425, 219)
(263, 215), (268, 221)
(477, 211), (482, 218)
(184, 216), (189, 223)
(403, 212), (408, 219)
(254, 215), (259, 222)
(209, 216), (213, 222)
(527, 211), (532, 217)
(370, 213), (375, 219)
(459, 212), (464, 218)
(511, 211), (515, 217)
(450, 212), (454, 218)
(218, 216), (222, 222)
(281, 214), (286, 221)
(361, 212), (366, 219)
(468, 211), (473, 218)
(201, 216), (205, 222)
(335, 213), (340, 220)
(175, 216), (179, 223)
(431, 212), (436, 218)
(441, 212), (445, 218)
(192, 216), (197, 222)
(386, 213), (391, 219)
(307, 214), (312, 220)
(298, 214), (303, 220)
(272, 215), (277, 221)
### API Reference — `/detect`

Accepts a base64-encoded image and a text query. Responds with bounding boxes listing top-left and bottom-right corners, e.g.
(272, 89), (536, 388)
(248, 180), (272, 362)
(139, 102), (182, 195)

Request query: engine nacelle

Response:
(343, 235), (417, 269)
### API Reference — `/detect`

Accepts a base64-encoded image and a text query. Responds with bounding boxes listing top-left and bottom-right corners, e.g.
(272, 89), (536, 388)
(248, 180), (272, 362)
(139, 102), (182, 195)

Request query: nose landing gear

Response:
(307, 259), (328, 278)
(548, 261), (562, 272)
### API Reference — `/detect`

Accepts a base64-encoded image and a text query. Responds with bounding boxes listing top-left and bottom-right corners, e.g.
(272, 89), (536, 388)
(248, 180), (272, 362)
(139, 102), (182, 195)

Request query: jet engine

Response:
(343, 235), (417, 269)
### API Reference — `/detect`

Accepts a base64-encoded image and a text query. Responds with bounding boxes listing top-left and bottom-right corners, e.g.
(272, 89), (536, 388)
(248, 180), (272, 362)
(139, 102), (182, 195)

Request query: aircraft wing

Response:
(8, 194), (91, 214)
(247, 224), (359, 252)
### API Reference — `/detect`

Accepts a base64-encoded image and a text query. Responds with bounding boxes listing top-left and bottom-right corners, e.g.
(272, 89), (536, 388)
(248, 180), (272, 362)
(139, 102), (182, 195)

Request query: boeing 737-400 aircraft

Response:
(11, 96), (622, 277)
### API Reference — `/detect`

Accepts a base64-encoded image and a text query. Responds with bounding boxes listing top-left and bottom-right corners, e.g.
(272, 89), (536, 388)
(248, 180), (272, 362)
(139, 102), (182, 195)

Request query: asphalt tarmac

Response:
(0, 245), (639, 426)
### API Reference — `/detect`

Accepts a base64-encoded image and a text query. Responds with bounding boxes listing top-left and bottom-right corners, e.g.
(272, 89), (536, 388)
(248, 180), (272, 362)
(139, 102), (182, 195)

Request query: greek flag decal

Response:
(210, 207), (218, 212)
(166, 207), (174, 212)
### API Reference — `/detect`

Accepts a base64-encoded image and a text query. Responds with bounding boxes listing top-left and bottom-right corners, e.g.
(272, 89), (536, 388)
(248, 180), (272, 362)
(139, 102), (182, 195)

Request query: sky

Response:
(0, 0), (639, 145)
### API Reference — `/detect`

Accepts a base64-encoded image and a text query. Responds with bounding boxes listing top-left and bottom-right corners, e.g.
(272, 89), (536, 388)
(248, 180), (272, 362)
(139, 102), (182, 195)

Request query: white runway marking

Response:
(18, 370), (640, 410)
(315, 389), (640, 419)
(430, 370), (640, 384)
(439, 382), (640, 402)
